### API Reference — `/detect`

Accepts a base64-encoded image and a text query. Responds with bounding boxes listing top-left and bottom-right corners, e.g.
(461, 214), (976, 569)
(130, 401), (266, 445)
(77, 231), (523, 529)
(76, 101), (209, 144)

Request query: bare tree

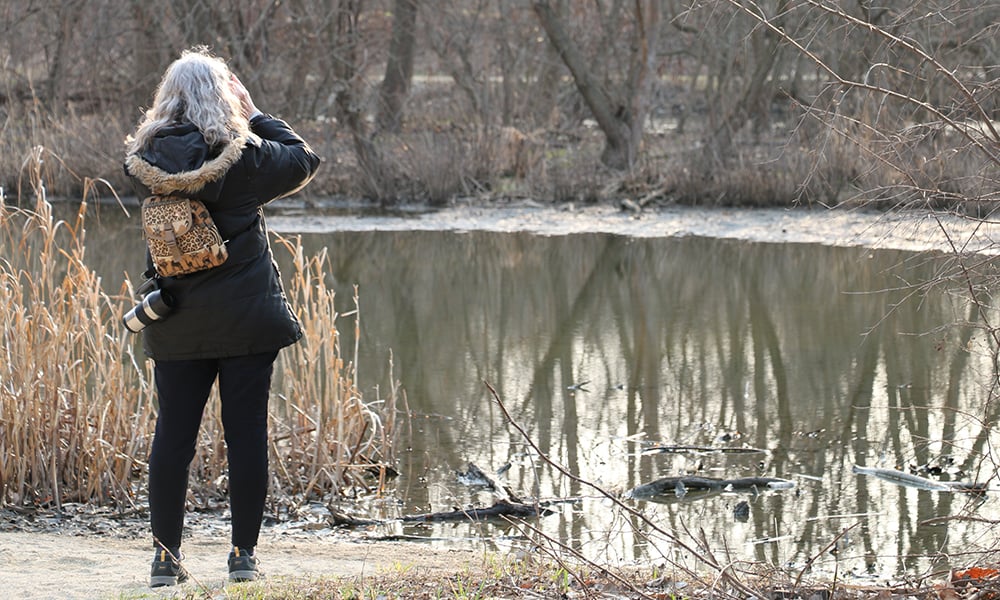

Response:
(377, 0), (418, 133)
(330, 0), (394, 201)
(423, 0), (494, 122)
(45, 0), (87, 113)
(129, 1), (169, 111)
(3, 0), (998, 206)
(531, 0), (663, 169)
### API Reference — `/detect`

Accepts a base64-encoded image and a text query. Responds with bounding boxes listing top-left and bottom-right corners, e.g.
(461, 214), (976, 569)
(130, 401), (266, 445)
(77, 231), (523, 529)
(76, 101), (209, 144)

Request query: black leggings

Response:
(148, 351), (278, 551)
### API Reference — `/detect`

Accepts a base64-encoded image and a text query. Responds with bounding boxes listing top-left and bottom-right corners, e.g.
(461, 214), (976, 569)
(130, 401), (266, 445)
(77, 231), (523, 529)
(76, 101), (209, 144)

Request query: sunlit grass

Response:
(0, 156), (399, 510)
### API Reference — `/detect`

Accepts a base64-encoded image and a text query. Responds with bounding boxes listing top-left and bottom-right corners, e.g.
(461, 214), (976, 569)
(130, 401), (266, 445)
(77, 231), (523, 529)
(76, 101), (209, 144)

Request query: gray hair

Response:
(127, 47), (249, 154)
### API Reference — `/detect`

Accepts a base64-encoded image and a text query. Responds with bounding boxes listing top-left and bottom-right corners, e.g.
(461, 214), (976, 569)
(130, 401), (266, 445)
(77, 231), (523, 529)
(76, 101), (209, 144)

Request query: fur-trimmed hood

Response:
(125, 123), (251, 197)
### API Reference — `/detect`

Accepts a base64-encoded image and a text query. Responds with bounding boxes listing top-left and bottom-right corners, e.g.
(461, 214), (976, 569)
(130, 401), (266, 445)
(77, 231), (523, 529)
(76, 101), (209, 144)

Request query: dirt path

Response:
(1, 529), (483, 599)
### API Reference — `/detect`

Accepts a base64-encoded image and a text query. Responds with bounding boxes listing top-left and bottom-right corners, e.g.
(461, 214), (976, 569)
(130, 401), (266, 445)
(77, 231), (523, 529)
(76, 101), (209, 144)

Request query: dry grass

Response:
(0, 158), (399, 511)
(158, 564), (653, 600)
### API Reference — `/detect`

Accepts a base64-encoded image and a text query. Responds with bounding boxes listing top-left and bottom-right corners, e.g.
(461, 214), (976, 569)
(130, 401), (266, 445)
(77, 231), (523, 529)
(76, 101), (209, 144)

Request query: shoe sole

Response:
(229, 570), (259, 582)
(150, 575), (179, 587)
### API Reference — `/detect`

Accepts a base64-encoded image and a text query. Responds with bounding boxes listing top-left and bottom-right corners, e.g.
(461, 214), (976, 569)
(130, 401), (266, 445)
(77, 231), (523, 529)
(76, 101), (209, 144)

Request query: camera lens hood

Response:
(123, 289), (175, 333)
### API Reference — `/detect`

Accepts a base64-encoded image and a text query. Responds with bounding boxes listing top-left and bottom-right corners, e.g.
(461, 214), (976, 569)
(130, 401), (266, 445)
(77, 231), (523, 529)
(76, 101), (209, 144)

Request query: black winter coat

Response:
(125, 114), (321, 360)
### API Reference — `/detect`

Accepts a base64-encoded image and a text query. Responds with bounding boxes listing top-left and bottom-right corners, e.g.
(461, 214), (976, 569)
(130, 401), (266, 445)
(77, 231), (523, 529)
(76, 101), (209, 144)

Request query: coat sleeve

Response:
(245, 114), (322, 204)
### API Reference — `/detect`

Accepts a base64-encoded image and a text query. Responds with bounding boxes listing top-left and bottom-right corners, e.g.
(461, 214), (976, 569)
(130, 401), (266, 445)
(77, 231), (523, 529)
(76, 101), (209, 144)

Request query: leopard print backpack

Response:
(142, 195), (229, 277)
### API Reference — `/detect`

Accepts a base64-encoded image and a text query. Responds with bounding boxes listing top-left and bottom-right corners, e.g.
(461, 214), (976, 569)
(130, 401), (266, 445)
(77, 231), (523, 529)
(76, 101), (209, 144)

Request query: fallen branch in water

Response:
(456, 461), (522, 502)
(328, 498), (552, 528)
(627, 475), (796, 501)
(852, 465), (988, 494)
(642, 444), (767, 455)
(402, 498), (551, 522)
(327, 511), (381, 527)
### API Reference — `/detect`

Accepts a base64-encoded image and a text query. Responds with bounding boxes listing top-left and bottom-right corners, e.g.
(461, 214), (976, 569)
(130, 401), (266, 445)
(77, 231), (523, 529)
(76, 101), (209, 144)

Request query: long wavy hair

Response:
(127, 47), (248, 154)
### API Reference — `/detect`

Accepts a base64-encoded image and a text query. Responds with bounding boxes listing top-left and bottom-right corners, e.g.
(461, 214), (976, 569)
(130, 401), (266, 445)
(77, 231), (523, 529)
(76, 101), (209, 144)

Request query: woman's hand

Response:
(229, 73), (259, 121)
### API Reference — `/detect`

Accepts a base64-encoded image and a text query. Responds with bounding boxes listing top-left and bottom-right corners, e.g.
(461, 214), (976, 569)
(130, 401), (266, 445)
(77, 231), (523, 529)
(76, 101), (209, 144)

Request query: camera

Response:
(123, 280), (175, 333)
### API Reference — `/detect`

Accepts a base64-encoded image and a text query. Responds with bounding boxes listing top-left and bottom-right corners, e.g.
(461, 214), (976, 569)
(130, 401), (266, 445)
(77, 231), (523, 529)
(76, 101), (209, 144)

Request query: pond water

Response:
(67, 202), (1000, 581)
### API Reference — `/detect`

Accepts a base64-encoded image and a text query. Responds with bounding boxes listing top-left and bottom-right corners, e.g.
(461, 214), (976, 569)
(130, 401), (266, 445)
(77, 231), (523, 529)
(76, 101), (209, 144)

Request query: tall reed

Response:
(271, 238), (400, 499)
(0, 160), (398, 511)
(0, 185), (146, 508)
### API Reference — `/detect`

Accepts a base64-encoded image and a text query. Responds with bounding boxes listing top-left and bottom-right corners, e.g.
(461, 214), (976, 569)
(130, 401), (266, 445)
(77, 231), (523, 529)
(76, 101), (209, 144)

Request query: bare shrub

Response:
(725, 0), (1000, 209)
(0, 102), (132, 201)
(393, 131), (475, 205)
(544, 153), (607, 205)
(673, 155), (802, 207)
(495, 126), (542, 178)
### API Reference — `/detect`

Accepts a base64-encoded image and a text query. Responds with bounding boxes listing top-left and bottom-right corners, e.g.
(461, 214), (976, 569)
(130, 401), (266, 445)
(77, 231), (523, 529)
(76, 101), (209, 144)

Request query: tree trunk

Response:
(531, 0), (661, 170)
(46, 0), (87, 113)
(706, 10), (785, 152)
(377, 0), (418, 133)
(332, 0), (393, 202)
(529, 9), (565, 129)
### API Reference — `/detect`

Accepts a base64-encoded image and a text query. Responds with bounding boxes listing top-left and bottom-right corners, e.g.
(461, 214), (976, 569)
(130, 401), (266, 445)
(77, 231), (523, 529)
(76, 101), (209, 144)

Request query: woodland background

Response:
(1, 0), (998, 209)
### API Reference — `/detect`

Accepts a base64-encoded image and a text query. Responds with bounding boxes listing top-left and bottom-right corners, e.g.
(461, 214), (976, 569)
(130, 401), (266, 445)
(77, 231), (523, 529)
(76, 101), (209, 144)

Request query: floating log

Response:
(851, 465), (987, 494)
(642, 445), (768, 455)
(628, 476), (796, 501)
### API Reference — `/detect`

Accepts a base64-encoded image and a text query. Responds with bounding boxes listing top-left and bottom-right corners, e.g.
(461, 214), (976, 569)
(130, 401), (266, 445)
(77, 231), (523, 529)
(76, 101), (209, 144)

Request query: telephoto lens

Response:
(123, 288), (175, 333)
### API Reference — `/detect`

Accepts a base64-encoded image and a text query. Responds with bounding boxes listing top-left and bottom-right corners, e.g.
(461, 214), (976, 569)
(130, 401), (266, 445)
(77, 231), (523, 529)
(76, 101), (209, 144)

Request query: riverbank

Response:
(265, 199), (1000, 254)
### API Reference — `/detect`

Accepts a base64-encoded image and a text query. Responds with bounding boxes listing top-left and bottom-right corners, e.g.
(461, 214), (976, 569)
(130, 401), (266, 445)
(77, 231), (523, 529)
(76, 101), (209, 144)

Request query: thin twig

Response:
(793, 523), (858, 590)
(484, 380), (763, 599)
(152, 536), (219, 598)
(505, 515), (655, 599)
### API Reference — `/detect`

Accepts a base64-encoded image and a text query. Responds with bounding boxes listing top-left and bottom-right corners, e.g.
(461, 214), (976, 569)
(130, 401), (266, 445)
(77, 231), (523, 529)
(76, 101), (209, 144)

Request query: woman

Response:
(124, 47), (320, 587)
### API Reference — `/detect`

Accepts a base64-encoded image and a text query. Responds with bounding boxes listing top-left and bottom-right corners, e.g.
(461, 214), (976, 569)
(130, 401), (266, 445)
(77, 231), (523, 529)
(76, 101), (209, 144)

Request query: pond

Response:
(70, 201), (1000, 582)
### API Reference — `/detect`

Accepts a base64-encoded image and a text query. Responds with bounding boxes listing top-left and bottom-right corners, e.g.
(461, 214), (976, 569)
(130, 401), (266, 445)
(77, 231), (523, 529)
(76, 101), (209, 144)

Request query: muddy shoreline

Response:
(43, 196), (1000, 253)
(264, 200), (1000, 254)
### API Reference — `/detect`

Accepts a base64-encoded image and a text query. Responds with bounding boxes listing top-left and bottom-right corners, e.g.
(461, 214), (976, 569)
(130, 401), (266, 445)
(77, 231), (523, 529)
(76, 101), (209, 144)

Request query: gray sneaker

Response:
(228, 546), (261, 582)
(150, 547), (188, 588)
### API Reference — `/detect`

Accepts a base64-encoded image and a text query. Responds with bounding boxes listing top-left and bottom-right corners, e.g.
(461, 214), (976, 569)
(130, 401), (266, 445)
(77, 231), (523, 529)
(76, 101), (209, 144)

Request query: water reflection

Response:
(76, 204), (1000, 579)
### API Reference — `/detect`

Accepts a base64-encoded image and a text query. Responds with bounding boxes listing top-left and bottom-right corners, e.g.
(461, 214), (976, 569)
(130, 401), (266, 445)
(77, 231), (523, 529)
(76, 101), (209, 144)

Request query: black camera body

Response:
(123, 278), (174, 333)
